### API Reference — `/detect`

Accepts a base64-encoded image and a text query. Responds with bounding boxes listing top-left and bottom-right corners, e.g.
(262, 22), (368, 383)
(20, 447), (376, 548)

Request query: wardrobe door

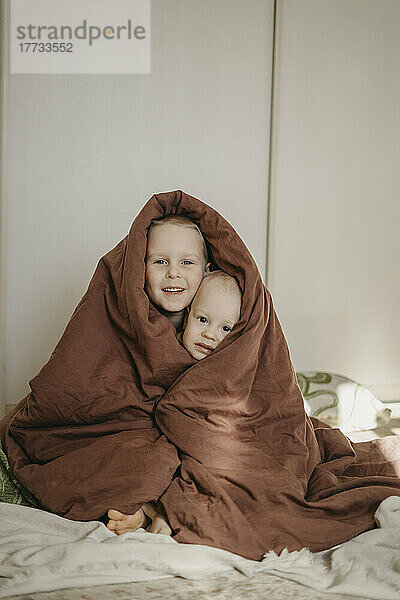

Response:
(269, 0), (400, 396)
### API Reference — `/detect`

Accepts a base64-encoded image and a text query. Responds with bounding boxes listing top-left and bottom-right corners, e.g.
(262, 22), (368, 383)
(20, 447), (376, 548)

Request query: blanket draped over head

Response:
(2, 190), (400, 561)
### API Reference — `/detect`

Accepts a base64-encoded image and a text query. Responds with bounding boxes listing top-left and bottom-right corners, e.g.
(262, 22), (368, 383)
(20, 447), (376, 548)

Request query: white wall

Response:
(268, 0), (400, 397)
(0, 0), (274, 412)
(2, 0), (399, 413)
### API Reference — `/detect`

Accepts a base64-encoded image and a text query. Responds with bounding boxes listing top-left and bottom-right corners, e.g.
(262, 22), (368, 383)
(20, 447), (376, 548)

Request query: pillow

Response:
(296, 371), (391, 433)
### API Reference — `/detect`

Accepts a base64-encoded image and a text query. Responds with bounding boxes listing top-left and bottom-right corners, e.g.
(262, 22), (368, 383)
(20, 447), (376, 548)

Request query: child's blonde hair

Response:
(148, 215), (208, 263)
(202, 270), (241, 296)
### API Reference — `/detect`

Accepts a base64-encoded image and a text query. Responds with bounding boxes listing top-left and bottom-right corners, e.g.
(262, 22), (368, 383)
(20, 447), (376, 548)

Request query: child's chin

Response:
(160, 299), (186, 312)
(190, 350), (205, 361)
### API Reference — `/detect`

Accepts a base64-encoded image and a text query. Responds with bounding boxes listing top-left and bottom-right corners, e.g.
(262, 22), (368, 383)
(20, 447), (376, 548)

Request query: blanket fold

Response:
(2, 190), (400, 560)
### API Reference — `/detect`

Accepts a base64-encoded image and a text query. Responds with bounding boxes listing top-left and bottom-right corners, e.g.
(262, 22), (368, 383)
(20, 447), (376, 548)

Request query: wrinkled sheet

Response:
(1, 190), (400, 560)
(0, 497), (399, 599)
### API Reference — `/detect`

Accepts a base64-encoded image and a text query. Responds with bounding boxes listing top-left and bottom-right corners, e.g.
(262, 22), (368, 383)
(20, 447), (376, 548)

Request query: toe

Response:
(106, 520), (116, 532)
(108, 509), (125, 520)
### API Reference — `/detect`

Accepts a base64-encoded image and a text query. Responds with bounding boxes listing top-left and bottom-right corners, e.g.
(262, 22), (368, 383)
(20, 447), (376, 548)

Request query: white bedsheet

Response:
(0, 497), (399, 599)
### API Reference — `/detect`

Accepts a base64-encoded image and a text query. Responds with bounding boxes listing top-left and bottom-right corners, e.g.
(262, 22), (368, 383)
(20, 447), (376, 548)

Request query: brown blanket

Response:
(1, 190), (400, 560)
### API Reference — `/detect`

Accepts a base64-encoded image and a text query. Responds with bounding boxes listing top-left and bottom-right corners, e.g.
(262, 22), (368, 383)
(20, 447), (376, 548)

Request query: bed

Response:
(1, 405), (399, 600)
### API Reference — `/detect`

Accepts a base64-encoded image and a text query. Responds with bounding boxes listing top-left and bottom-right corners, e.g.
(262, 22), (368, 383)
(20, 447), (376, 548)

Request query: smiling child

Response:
(107, 214), (211, 535)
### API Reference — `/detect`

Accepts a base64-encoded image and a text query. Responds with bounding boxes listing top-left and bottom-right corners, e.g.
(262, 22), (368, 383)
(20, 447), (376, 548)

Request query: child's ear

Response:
(204, 262), (212, 273)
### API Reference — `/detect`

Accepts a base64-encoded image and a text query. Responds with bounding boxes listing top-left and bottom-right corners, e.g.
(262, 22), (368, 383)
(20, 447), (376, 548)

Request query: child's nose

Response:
(202, 327), (216, 340)
(166, 264), (181, 278)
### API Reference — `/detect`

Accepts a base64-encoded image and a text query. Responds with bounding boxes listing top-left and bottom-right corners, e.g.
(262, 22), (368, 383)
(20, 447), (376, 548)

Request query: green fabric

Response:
(296, 371), (391, 432)
(0, 442), (41, 508)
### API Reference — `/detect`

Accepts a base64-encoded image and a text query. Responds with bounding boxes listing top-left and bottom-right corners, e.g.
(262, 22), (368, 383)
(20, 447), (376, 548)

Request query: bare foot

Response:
(142, 502), (172, 535)
(147, 514), (172, 535)
(106, 507), (148, 535)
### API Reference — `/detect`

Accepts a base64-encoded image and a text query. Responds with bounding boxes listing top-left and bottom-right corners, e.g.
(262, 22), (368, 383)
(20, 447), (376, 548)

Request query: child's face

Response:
(182, 279), (241, 360)
(145, 223), (207, 313)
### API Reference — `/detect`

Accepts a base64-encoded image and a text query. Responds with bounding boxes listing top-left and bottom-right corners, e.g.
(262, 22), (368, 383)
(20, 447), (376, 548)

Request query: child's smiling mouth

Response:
(162, 287), (185, 294)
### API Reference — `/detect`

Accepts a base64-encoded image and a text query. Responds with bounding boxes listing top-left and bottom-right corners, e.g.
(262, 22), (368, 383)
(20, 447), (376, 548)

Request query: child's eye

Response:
(222, 325), (232, 333)
(182, 260), (195, 265)
(153, 259), (167, 265)
(198, 316), (207, 323)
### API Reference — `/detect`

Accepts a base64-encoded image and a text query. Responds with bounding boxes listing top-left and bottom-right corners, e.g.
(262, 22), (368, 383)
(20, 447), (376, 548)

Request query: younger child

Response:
(182, 270), (242, 360)
(107, 270), (242, 536)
